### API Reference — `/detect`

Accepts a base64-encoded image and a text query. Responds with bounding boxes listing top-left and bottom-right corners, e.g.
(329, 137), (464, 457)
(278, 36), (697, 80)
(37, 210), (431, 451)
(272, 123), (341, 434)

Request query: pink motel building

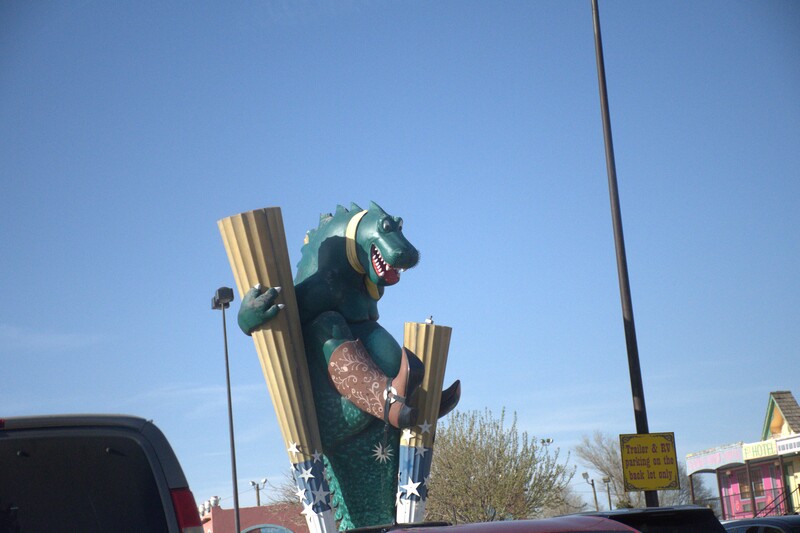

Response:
(686, 391), (800, 520)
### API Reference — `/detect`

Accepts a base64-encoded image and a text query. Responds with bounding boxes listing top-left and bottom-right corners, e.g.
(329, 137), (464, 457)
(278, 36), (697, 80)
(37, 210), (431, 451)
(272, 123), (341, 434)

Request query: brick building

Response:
(199, 502), (310, 533)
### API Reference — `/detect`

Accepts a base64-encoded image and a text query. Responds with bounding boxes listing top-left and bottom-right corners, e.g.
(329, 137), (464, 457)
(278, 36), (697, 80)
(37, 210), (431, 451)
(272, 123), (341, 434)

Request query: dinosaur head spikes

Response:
(298, 201), (420, 294)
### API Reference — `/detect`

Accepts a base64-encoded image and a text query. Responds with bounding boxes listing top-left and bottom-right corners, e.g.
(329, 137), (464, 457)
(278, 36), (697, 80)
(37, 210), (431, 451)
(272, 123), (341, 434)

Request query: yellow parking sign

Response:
(619, 433), (680, 491)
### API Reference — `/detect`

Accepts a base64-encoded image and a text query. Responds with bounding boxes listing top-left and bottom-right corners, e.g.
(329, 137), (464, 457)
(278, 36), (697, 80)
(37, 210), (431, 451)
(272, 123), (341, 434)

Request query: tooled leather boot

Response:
(327, 339), (424, 428)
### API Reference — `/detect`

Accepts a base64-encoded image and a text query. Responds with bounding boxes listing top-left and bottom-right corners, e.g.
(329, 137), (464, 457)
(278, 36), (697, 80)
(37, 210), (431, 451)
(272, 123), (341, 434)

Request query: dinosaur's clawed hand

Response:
(238, 284), (284, 336)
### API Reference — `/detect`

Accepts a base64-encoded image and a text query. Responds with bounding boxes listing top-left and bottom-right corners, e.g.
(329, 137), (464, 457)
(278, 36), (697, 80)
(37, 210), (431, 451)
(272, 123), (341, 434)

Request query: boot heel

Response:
(384, 348), (425, 428)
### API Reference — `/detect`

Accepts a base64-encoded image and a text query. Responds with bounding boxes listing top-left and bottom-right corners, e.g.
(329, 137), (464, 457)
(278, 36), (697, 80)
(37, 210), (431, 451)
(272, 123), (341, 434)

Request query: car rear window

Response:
(1, 433), (170, 532)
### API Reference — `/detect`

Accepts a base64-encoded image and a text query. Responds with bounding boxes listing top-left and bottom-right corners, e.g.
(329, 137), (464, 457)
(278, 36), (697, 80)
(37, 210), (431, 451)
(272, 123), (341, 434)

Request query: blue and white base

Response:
(396, 441), (433, 523)
(291, 456), (337, 533)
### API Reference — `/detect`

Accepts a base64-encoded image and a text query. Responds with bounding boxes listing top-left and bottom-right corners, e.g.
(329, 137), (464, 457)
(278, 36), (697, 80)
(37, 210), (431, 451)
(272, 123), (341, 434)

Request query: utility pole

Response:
(583, 473), (599, 511)
(590, 0), (658, 509)
(603, 476), (613, 510)
(250, 479), (267, 507)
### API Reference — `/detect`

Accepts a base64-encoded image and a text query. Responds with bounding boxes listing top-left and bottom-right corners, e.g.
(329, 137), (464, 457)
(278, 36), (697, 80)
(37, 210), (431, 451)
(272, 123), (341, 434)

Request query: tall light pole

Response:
(213, 287), (241, 533)
(590, 0), (658, 509)
(250, 478), (267, 507)
(583, 472), (599, 511)
(602, 476), (612, 510)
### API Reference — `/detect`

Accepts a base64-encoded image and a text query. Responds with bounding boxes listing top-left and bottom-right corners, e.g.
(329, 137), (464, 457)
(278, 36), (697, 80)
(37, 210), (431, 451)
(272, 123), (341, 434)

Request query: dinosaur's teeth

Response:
(371, 245), (399, 280)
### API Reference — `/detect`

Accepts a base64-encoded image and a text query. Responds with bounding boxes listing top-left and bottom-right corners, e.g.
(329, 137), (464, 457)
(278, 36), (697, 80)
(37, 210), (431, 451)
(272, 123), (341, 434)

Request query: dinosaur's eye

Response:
(382, 219), (393, 232)
(396, 218), (403, 231)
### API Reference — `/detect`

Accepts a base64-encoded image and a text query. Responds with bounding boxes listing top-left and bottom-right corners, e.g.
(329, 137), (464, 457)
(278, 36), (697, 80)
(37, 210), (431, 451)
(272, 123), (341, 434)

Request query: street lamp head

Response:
(582, 472), (589, 481)
(212, 287), (234, 310)
(602, 476), (610, 483)
(261, 478), (268, 485)
(250, 480), (257, 487)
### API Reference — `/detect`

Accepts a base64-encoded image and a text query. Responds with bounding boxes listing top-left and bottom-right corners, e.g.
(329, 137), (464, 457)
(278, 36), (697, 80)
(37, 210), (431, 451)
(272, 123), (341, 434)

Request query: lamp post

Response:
(583, 472), (599, 511)
(250, 478), (267, 507)
(212, 287), (241, 533)
(602, 476), (612, 510)
(590, 0), (658, 509)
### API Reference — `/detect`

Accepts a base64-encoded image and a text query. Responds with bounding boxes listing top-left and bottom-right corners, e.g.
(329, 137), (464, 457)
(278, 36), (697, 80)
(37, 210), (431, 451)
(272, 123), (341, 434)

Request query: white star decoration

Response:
(312, 449), (323, 463)
(414, 445), (428, 457)
(295, 487), (306, 501)
(311, 487), (330, 504)
(423, 475), (431, 488)
(301, 501), (316, 517)
(372, 442), (393, 463)
(401, 428), (413, 441)
(418, 420), (432, 434)
(287, 442), (300, 454)
(400, 477), (421, 498)
(299, 467), (314, 481)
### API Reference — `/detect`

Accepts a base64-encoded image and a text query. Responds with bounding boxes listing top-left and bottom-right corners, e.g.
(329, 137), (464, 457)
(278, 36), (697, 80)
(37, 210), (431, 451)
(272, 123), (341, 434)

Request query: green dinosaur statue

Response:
(238, 201), (458, 530)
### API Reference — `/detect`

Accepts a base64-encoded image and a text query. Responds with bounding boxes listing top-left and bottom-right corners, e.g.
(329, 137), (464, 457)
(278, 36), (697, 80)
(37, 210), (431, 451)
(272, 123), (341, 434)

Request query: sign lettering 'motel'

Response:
(620, 432), (680, 492)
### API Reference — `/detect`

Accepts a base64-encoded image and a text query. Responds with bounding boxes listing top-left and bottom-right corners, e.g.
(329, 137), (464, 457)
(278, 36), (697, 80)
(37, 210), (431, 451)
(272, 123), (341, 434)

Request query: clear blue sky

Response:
(2, 0), (798, 510)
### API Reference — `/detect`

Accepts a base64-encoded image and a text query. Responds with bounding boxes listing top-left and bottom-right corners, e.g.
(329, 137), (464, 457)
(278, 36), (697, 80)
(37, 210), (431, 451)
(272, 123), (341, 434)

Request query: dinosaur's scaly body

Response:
(293, 202), (419, 529)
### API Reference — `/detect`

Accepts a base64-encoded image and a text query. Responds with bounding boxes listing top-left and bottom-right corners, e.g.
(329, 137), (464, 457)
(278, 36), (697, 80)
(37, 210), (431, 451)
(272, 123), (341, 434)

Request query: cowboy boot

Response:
(327, 339), (424, 428)
(438, 379), (461, 419)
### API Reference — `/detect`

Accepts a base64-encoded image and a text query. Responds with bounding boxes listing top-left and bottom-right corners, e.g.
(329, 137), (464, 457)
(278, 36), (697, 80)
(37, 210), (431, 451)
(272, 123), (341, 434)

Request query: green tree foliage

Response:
(574, 431), (714, 509)
(425, 409), (576, 523)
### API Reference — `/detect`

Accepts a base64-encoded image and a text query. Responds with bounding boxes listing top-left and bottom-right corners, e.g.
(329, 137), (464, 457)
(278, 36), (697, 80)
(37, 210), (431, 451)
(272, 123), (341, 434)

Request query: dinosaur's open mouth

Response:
(371, 244), (401, 285)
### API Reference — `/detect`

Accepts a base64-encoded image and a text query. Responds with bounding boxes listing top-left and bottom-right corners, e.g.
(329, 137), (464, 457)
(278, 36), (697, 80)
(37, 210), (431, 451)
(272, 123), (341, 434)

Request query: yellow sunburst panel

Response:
(218, 208), (324, 459)
(401, 322), (452, 448)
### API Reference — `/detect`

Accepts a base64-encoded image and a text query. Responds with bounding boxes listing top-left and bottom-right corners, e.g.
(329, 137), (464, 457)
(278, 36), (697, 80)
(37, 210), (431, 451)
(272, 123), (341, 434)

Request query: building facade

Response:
(198, 501), (310, 533)
(686, 391), (800, 520)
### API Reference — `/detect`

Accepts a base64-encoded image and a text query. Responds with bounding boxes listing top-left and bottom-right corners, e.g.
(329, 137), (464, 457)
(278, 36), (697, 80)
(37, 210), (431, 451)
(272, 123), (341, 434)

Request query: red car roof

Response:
(392, 516), (640, 532)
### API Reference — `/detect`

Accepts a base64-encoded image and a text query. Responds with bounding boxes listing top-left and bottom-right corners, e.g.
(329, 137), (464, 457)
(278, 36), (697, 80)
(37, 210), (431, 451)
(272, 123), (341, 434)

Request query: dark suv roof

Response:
(722, 515), (800, 533)
(0, 414), (201, 533)
(573, 505), (725, 533)
(390, 516), (640, 532)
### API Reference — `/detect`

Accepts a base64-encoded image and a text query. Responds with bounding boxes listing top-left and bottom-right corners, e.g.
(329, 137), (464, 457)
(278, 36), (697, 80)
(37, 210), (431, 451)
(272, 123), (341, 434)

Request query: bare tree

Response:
(263, 472), (310, 530)
(540, 483), (587, 518)
(266, 471), (304, 505)
(574, 431), (713, 508)
(425, 409), (576, 524)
